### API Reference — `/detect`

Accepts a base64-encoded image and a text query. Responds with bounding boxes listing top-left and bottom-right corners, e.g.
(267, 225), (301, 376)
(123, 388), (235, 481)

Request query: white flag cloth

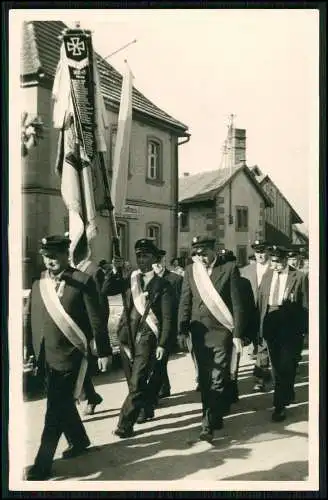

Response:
(52, 41), (108, 266)
(110, 62), (133, 216)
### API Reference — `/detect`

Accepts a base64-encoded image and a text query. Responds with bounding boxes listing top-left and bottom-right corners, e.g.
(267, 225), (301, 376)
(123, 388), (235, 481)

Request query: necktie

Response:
(139, 273), (145, 291)
(271, 272), (281, 306)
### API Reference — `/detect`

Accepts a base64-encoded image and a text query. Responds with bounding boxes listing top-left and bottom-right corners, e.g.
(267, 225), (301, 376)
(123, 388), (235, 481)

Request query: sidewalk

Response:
(22, 347), (309, 482)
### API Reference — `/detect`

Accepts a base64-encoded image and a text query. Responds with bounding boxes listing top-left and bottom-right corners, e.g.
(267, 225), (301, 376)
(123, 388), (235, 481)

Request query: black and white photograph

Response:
(7, 6), (320, 492)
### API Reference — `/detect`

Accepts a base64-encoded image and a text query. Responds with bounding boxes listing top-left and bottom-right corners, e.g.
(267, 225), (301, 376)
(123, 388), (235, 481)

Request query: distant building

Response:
(178, 165), (272, 267)
(178, 117), (304, 264)
(21, 20), (189, 287)
(292, 225), (309, 247)
(250, 166), (303, 246)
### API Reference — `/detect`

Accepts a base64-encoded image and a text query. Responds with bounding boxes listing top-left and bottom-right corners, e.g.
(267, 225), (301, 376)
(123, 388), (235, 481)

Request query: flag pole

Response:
(98, 151), (135, 360)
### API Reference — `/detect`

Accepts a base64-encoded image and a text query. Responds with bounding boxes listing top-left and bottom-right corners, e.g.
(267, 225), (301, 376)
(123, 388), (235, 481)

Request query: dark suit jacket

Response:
(24, 267), (112, 371)
(80, 261), (110, 323)
(240, 263), (259, 303)
(258, 266), (309, 339)
(178, 259), (245, 339)
(240, 263), (270, 342)
(102, 271), (174, 349)
(161, 269), (183, 338)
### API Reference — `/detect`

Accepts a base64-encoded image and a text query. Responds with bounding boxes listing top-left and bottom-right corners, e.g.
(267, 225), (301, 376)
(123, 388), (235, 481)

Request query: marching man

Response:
(240, 239), (272, 392)
(102, 238), (174, 437)
(178, 236), (245, 442)
(258, 245), (309, 422)
(23, 235), (112, 480)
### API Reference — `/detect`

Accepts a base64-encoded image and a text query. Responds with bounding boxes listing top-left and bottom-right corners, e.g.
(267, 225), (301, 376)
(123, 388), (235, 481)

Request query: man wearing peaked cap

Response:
(143, 248), (184, 406)
(178, 235), (245, 442)
(102, 238), (175, 437)
(287, 249), (300, 270)
(251, 239), (270, 252)
(298, 247), (309, 275)
(23, 235), (112, 480)
(257, 242), (308, 422)
(240, 238), (272, 393)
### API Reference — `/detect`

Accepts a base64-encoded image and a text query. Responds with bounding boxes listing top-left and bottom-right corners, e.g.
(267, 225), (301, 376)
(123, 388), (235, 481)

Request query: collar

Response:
(157, 268), (166, 278)
(257, 261), (269, 269)
(48, 269), (66, 281)
(275, 266), (289, 276)
(138, 269), (155, 279)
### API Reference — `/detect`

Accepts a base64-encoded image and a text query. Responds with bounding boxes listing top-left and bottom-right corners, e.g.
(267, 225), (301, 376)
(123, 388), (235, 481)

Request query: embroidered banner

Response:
(62, 29), (96, 164)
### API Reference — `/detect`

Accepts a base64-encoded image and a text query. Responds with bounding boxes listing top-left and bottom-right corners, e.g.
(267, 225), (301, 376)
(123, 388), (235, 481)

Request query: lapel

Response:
(249, 265), (259, 299)
(261, 269), (274, 301)
(55, 267), (74, 305)
(144, 274), (161, 302)
(163, 269), (170, 279)
(209, 259), (225, 289)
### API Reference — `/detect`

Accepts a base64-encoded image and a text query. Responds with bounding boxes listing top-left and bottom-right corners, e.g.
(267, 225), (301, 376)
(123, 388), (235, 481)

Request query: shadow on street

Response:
(48, 356), (309, 481)
(222, 460), (308, 481)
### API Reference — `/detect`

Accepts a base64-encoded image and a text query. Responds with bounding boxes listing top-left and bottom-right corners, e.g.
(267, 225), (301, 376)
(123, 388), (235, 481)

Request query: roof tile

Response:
(179, 165), (273, 207)
(21, 20), (188, 132)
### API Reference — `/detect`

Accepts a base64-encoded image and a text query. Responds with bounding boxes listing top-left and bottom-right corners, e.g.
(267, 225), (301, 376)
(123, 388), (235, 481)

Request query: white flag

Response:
(110, 62), (133, 216)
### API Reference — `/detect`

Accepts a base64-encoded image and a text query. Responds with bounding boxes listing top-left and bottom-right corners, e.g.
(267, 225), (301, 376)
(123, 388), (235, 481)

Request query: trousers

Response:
(191, 321), (233, 428)
(33, 365), (89, 472)
(118, 331), (161, 429)
(263, 309), (299, 408)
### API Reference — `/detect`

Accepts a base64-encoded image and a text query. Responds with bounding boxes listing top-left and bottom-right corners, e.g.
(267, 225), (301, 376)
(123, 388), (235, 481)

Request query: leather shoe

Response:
(253, 382), (266, 393)
(199, 427), (213, 443)
(62, 441), (90, 459)
(137, 407), (155, 424)
(83, 394), (103, 416)
(272, 407), (287, 422)
(24, 465), (52, 481)
(113, 427), (134, 438)
(158, 389), (171, 399)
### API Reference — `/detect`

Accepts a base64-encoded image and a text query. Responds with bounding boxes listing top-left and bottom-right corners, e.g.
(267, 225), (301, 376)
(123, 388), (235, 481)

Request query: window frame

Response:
(179, 209), (190, 232)
(235, 205), (249, 232)
(146, 136), (164, 185)
(146, 222), (162, 249)
(116, 220), (129, 261)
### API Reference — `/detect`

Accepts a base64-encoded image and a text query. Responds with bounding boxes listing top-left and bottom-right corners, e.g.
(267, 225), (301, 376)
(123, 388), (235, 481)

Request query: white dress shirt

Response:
(256, 262), (269, 287)
(268, 267), (289, 305)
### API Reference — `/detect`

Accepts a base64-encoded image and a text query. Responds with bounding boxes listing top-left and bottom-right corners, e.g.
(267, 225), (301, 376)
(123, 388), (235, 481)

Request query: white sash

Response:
(39, 271), (88, 400)
(130, 270), (159, 337)
(192, 261), (234, 332)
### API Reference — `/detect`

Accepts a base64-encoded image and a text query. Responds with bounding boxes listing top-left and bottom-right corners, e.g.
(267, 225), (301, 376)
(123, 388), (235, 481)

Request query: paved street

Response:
(22, 347), (309, 483)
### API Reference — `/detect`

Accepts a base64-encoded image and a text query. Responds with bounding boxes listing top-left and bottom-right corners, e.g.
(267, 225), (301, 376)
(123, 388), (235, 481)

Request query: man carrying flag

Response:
(23, 235), (111, 480)
(51, 26), (112, 417)
(102, 239), (174, 438)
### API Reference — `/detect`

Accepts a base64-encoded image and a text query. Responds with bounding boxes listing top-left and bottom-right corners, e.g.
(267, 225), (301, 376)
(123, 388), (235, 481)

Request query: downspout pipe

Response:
(178, 133), (191, 147)
(174, 133), (191, 257)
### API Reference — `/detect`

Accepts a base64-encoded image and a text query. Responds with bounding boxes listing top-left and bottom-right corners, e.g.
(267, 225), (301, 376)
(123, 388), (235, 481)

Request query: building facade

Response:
(178, 165), (272, 267)
(250, 166), (303, 246)
(21, 21), (189, 287)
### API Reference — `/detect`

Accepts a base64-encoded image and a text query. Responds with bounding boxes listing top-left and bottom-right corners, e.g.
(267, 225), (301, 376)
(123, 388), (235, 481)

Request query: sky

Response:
(17, 9), (319, 230)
